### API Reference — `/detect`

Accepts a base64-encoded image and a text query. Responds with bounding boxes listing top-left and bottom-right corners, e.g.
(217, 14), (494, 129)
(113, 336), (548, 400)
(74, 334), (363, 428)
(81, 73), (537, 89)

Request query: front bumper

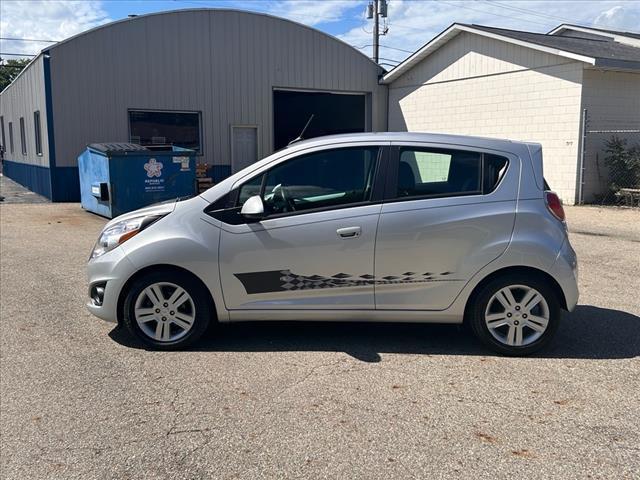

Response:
(86, 247), (137, 323)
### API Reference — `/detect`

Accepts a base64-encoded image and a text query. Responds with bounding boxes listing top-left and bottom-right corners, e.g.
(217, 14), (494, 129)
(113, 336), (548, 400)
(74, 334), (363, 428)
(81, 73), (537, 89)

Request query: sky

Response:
(2, 0), (640, 69)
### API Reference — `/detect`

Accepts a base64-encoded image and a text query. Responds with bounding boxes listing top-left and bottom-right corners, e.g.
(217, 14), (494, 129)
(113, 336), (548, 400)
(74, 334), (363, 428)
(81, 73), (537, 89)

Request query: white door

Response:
(232, 127), (257, 173)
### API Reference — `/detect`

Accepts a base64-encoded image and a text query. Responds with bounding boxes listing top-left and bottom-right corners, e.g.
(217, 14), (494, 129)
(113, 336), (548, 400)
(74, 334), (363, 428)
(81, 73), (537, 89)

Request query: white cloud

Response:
(594, 5), (640, 31)
(265, 0), (358, 26)
(337, 0), (640, 67)
(2, 0), (638, 67)
(0, 0), (111, 59)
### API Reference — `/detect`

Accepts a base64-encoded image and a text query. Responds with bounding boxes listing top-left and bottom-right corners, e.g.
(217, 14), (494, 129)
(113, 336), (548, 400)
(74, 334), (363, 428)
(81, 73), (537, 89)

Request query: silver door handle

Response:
(337, 226), (361, 238)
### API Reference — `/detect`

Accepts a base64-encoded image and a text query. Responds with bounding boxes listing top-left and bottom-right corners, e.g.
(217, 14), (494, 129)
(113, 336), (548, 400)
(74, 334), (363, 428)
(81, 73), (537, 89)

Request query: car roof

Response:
(285, 132), (536, 152)
(200, 131), (539, 204)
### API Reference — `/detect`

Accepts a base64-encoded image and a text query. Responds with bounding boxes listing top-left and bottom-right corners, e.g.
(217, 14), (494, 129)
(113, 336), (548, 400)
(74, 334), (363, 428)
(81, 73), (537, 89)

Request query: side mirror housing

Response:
(240, 195), (264, 220)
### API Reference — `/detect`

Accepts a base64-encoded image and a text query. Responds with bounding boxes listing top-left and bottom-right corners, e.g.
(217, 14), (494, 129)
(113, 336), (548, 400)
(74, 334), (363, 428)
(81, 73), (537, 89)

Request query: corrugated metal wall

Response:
(0, 55), (50, 167)
(48, 9), (388, 170)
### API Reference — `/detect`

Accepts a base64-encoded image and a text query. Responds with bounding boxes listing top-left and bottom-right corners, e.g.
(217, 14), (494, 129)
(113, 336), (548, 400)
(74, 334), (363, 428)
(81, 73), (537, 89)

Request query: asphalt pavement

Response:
(0, 202), (638, 479)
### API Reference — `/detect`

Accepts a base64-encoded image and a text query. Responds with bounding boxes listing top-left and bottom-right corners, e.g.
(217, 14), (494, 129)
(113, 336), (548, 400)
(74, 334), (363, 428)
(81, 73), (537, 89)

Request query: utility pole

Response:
(372, 0), (379, 64)
(366, 0), (388, 64)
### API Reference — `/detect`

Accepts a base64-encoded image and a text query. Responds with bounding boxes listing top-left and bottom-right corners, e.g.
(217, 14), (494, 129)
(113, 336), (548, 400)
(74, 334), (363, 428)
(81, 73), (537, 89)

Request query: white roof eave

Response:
(381, 24), (596, 84)
(548, 24), (640, 47)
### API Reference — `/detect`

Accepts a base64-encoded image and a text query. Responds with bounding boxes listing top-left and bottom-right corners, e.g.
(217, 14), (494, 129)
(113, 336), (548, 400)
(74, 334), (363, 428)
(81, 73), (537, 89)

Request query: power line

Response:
(380, 45), (414, 54)
(378, 57), (401, 64)
(388, 0), (556, 32)
(0, 52), (36, 57)
(0, 37), (59, 43)
(439, 0), (552, 27)
(481, 0), (588, 26)
(355, 44), (415, 54)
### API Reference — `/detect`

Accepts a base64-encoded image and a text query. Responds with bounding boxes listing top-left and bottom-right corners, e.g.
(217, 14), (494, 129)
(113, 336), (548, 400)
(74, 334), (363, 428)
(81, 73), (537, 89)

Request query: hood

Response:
(103, 201), (177, 229)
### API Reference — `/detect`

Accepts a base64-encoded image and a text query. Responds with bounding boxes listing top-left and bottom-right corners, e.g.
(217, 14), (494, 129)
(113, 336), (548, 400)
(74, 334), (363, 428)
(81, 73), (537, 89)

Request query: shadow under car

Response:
(109, 305), (639, 361)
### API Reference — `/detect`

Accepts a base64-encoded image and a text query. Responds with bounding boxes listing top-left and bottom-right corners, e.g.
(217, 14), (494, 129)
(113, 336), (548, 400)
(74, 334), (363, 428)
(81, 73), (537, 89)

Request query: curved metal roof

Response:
(42, 8), (379, 67)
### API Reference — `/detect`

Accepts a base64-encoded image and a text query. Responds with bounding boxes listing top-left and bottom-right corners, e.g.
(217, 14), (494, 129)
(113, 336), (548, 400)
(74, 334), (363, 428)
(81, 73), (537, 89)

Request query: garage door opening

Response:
(273, 90), (367, 150)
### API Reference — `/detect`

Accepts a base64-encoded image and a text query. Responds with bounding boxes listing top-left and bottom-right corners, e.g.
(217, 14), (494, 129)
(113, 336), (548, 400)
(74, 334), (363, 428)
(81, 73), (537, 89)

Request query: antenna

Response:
(288, 114), (314, 145)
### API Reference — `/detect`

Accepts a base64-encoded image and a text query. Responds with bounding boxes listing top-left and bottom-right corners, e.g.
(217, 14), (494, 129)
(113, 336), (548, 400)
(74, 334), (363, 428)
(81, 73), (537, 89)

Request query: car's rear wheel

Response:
(123, 271), (211, 349)
(469, 273), (561, 356)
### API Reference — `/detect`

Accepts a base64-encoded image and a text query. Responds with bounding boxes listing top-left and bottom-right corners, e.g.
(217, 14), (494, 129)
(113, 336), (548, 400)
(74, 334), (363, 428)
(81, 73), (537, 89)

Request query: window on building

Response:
(33, 111), (43, 156)
(8, 122), (14, 154)
(395, 147), (482, 199)
(19, 117), (27, 155)
(0, 117), (5, 153)
(129, 110), (201, 152)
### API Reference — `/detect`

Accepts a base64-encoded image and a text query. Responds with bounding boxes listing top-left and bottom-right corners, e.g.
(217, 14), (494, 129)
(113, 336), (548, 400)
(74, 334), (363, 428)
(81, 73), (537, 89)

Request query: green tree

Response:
(0, 58), (31, 92)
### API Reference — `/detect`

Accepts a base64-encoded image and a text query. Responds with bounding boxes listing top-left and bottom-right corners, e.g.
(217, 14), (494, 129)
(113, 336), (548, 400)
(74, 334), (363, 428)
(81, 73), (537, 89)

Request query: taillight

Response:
(545, 191), (565, 222)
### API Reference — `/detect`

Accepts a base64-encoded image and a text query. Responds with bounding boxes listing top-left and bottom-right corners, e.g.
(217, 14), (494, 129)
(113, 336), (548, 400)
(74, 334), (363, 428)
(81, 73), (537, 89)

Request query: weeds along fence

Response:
(579, 109), (640, 207)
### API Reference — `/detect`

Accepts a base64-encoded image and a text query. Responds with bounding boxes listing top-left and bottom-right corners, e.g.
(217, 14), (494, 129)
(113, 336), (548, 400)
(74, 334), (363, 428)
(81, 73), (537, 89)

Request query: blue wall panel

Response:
(51, 167), (81, 202)
(2, 161), (80, 201)
(3, 160), (52, 199)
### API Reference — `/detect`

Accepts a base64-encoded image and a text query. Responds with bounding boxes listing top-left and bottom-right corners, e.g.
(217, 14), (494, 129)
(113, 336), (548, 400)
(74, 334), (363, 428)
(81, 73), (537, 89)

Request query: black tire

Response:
(468, 272), (561, 356)
(123, 270), (212, 350)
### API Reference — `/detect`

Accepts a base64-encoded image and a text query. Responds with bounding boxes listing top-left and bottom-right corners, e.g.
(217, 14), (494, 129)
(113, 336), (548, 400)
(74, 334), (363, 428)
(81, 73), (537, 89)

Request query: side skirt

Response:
(226, 309), (462, 324)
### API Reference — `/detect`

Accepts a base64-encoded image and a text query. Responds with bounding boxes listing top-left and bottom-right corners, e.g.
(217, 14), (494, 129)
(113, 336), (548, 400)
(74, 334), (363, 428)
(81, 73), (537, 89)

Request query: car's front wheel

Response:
(469, 273), (561, 356)
(123, 270), (211, 349)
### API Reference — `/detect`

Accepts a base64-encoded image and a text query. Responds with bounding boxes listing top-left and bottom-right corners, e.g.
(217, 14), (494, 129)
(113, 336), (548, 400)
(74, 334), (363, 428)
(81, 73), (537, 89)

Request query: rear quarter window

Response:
(483, 154), (509, 194)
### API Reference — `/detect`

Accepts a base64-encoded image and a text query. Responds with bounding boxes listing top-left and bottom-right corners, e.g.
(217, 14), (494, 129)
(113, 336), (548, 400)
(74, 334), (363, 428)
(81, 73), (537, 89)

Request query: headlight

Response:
(90, 214), (164, 259)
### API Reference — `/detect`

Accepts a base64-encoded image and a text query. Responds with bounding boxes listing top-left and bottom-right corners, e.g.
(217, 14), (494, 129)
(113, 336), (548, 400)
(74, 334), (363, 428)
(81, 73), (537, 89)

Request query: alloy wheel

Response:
(484, 284), (550, 347)
(134, 282), (196, 342)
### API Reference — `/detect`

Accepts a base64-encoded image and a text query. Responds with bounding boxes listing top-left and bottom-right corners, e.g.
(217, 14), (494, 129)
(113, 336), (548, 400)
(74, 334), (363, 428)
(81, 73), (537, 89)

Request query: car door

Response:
(374, 142), (519, 311)
(211, 143), (387, 311)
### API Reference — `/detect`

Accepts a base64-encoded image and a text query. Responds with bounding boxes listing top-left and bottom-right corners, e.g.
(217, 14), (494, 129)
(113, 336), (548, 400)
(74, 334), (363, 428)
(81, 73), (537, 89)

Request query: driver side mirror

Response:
(240, 195), (264, 220)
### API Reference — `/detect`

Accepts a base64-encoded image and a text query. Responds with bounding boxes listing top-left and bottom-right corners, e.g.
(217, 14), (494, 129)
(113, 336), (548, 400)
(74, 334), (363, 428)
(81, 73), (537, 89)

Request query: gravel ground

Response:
(0, 203), (638, 479)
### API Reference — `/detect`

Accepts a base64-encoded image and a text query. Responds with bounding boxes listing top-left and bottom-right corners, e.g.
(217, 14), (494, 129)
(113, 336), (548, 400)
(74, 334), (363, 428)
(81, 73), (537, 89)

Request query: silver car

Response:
(87, 132), (578, 355)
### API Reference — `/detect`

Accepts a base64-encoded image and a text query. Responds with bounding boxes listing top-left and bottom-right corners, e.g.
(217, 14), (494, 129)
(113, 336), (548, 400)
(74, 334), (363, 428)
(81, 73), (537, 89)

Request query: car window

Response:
(483, 154), (509, 193)
(238, 175), (263, 206)
(396, 147), (482, 199)
(409, 151), (451, 183)
(242, 146), (378, 215)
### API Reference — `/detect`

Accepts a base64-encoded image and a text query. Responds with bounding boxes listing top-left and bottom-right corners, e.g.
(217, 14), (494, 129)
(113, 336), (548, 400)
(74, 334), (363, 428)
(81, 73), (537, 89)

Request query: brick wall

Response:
(388, 32), (585, 203)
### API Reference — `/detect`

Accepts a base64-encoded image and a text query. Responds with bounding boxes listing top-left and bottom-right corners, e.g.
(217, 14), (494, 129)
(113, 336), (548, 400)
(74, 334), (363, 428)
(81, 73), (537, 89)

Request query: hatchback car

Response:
(87, 132), (578, 355)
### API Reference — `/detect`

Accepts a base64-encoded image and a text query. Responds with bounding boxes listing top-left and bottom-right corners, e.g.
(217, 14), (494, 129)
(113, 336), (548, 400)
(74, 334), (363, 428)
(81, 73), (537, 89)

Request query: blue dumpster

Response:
(78, 143), (197, 218)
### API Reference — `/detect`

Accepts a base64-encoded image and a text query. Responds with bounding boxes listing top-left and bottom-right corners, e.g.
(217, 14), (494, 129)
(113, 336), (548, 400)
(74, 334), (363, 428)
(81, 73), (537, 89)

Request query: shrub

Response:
(603, 136), (640, 192)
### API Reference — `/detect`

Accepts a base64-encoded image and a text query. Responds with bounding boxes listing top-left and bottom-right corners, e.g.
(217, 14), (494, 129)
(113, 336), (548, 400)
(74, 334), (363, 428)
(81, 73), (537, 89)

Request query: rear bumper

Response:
(552, 238), (579, 311)
(86, 247), (137, 323)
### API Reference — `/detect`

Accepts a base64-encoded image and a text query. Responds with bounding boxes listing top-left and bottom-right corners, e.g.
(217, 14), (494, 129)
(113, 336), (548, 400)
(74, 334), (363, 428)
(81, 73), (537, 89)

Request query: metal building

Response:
(0, 9), (387, 201)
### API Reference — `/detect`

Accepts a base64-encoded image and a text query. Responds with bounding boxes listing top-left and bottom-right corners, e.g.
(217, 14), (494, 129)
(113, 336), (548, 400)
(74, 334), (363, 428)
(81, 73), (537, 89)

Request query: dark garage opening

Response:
(273, 90), (366, 150)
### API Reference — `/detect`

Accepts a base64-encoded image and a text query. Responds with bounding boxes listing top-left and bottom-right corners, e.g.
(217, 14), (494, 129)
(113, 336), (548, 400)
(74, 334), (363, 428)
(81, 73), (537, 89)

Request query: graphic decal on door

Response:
(234, 270), (454, 295)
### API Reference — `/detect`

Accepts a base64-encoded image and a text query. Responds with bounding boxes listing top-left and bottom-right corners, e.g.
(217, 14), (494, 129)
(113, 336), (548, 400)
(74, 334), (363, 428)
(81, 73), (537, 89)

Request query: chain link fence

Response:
(579, 109), (640, 207)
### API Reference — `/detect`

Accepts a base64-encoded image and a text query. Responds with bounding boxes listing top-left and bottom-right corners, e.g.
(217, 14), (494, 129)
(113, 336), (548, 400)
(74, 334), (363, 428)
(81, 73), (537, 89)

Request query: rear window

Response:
(394, 148), (508, 199)
(396, 148), (481, 198)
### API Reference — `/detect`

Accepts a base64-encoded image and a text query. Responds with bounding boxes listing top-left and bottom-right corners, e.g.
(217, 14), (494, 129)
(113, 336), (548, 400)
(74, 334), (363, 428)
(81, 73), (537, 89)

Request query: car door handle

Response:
(337, 226), (361, 238)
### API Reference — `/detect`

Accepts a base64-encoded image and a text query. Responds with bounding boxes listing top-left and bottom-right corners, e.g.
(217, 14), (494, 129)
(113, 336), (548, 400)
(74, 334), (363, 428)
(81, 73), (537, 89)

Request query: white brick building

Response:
(384, 24), (640, 204)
